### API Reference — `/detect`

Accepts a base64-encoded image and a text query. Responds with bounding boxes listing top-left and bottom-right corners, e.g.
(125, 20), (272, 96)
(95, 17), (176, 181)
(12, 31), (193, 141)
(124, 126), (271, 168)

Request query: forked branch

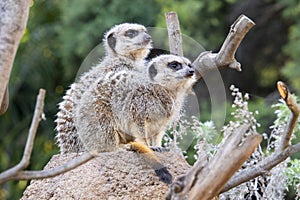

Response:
(193, 14), (255, 79)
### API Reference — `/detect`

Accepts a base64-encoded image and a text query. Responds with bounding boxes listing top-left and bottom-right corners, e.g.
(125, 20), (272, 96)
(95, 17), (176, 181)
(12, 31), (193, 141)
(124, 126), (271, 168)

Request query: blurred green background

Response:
(1, 0), (300, 199)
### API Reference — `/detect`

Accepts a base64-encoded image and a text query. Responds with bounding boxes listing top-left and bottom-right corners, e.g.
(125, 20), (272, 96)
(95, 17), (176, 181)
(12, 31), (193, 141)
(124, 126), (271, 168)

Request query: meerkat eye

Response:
(124, 29), (139, 38)
(188, 64), (193, 68)
(168, 61), (182, 71)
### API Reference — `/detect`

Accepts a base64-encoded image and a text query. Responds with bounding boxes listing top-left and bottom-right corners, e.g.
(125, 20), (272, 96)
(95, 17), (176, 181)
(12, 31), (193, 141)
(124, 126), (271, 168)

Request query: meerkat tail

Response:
(127, 141), (173, 184)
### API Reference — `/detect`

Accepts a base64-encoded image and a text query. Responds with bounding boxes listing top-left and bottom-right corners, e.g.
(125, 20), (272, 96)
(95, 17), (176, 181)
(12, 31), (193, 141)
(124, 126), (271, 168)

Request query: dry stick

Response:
(7, 153), (94, 181)
(0, 89), (94, 184)
(166, 125), (262, 200)
(165, 12), (184, 148)
(0, 89), (46, 183)
(193, 14), (255, 80)
(165, 12), (183, 56)
(188, 126), (262, 200)
(223, 81), (300, 192)
(277, 81), (300, 150)
(0, 0), (31, 114)
(223, 142), (300, 192)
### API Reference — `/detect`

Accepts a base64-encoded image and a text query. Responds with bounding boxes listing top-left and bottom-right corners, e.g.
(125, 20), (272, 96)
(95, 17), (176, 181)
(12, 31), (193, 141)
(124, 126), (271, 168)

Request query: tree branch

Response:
(0, 89), (46, 183)
(222, 81), (300, 192)
(165, 14), (259, 200)
(193, 14), (255, 79)
(0, 89), (94, 184)
(223, 142), (300, 192)
(4, 153), (94, 182)
(277, 81), (300, 150)
(166, 125), (262, 200)
(0, 0), (31, 115)
(165, 12), (183, 56)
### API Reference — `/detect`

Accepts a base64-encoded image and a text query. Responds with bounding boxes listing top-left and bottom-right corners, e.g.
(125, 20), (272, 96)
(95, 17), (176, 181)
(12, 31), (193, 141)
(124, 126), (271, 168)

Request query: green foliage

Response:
(286, 159), (300, 189)
(278, 0), (300, 94)
(272, 96), (300, 141)
(155, 0), (238, 48)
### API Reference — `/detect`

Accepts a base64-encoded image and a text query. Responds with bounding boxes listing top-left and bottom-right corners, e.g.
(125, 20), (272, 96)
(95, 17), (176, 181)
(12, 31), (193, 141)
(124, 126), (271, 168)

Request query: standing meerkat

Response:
(75, 54), (196, 184)
(55, 23), (152, 153)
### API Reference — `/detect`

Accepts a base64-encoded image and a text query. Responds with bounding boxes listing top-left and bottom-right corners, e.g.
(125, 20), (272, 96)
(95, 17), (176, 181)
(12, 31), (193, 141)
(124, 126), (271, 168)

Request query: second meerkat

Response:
(76, 54), (196, 184)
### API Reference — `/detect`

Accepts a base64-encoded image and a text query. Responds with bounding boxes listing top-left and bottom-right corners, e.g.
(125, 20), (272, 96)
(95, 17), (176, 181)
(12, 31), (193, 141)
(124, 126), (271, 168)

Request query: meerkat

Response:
(55, 23), (152, 153)
(75, 54), (196, 184)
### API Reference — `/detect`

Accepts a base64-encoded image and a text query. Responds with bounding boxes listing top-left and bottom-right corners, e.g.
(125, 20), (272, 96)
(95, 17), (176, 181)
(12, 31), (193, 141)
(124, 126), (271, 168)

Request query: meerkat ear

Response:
(148, 63), (157, 81)
(107, 32), (116, 51)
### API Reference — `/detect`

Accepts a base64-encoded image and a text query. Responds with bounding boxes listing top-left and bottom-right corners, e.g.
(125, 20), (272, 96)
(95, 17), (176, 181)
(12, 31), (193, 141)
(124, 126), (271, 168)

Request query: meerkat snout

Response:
(186, 67), (195, 77)
(143, 33), (152, 43)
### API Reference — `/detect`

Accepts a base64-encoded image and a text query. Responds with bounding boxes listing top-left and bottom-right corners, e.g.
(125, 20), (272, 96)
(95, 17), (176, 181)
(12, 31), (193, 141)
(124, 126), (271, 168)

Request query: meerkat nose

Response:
(187, 68), (195, 76)
(143, 34), (152, 42)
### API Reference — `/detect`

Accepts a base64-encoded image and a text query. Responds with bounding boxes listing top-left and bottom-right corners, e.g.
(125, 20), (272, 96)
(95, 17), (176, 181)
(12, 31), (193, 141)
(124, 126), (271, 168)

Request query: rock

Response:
(21, 150), (190, 200)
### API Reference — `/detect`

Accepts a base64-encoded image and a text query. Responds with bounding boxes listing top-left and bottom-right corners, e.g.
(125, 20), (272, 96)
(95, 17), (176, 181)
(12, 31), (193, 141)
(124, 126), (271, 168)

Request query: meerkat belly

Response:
(112, 84), (176, 142)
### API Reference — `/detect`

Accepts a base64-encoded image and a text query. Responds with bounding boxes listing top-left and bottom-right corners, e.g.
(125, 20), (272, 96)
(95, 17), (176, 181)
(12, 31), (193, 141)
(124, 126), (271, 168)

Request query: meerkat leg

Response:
(134, 136), (169, 152)
(125, 141), (173, 184)
(143, 131), (169, 152)
(151, 131), (165, 147)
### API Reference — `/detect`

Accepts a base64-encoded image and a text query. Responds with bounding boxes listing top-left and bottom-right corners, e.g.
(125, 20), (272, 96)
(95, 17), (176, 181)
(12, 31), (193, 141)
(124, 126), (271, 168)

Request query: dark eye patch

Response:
(168, 61), (182, 71)
(124, 29), (139, 38)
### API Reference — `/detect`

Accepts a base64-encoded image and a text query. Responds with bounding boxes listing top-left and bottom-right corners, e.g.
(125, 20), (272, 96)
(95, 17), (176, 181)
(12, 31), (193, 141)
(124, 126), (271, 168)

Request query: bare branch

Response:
(0, 0), (31, 114)
(223, 142), (300, 192)
(0, 89), (46, 183)
(165, 12), (183, 56)
(166, 125), (262, 200)
(4, 153), (94, 182)
(0, 89), (95, 184)
(277, 81), (300, 150)
(222, 81), (300, 192)
(193, 15), (255, 79)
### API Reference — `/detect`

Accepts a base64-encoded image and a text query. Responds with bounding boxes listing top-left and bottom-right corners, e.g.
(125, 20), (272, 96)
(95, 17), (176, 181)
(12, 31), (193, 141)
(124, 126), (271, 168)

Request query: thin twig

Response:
(277, 81), (300, 150)
(0, 89), (95, 184)
(223, 142), (300, 192)
(0, 89), (46, 183)
(6, 153), (94, 182)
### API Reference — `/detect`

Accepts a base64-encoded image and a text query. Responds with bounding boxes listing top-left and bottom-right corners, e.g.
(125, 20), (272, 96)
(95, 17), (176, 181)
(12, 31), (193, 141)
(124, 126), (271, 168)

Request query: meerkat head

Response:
(148, 55), (196, 90)
(103, 23), (152, 61)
